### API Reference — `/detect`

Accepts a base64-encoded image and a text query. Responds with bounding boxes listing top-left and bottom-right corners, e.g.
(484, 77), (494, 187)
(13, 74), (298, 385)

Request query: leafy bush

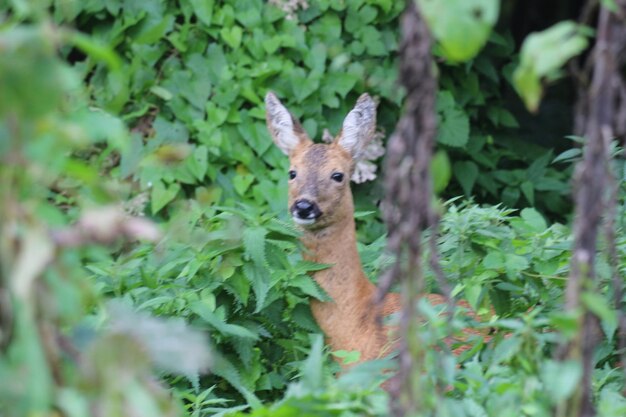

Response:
(435, 35), (575, 217)
(87, 204), (334, 408)
(224, 202), (626, 416)
(0, 19), (210, 417)
(60, 0), (579, 226)
(3, 0), (625, 416)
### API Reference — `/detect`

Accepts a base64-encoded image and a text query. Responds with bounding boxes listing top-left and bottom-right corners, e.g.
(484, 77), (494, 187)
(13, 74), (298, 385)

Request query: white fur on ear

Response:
(336, 93), (377, 160)
(265, 92), (306, 155)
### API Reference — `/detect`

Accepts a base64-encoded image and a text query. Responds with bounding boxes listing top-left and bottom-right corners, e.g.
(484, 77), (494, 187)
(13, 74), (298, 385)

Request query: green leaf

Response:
(505, 253), (529, 276)
(186, 0), (214, 25)
(227, 272), (251, 305)
(432, 150), (452, 193)
(8, 301), (54, 413)
(323, 72), (358, 98)
(418, 0), (499, 62)
(137, 296), (175, 311)
(235, 0), (262, 28)
(293, 261), (331, 274)
(483, 251), (504, 270)
(553, 148), (582, 164)
(220, 25), (243, 49)
(549, 311), (581, 338)
(602, 0), (619, 12)
(211, 356), (261, 409)
(501, 186), (520, 206)
(354, 210), (376, 219)
(534, 177), (567, 191)
(304, 43), (327, 75)
(309, 13), (342, 41)
(187, 145), (209, 181)
(151, 181), (181, 214)
(243, 263), (271, 313)
(488, 287), (511, 315)
(332, 350), (361, 365)
(514, 21), (590, 111)
(520, 207), (547, 232)
(238, 117), (271, 155)
(490, 335), (522, 366)
(498, 108), (519, 128)
(292, 304), (320, 331)
(453, 160), (478, 195)
(233, 173), (255, 195)
(520, 181), (535, 206)
(243, 226), (268, 267)
(581, 292), (617, 340)
(189, 301), (259, 340)
(527, 151), (552, 182)
(301, 334), (325, 391)
(290, 69), (320, 103)
(462, 398), (488, 417)
(149, 85), (173, 101)
(487, 107), (519, 128)
(151, 116), (190, 145)
(205, 44), (232, 83)
(436, 91), (470, 147)
(65, 31), (122, 70)
(346, 5), (377, 33)
(464, 281), (483, 311)
(360, 26), (386, 56)
(541, 360), (582, 401)
(598, 389), (626, 417)
(290, 275), (331, 301)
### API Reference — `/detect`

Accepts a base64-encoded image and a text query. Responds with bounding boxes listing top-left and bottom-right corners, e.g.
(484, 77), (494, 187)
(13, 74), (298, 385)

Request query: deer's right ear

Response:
(336, 93), (377, 160)
(265, 92), (308, 155)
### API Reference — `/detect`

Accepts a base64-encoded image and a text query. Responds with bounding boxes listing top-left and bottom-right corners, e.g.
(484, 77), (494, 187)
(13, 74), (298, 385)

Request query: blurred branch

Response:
(604, 156), (626, 395)
(51, 206), (161, 247)
(377, 1), (444, 415)
(563, 2), (626, 416)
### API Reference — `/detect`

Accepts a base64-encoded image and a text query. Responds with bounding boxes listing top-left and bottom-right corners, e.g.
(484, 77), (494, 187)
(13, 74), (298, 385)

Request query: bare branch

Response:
(377, 1), (444, 415)
(564, 2), (626, 416)
(51, 206), (161, 247)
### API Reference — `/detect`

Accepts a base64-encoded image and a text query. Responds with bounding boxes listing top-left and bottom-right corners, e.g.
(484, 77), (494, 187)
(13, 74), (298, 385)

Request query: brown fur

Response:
(265, 92), (490, 366)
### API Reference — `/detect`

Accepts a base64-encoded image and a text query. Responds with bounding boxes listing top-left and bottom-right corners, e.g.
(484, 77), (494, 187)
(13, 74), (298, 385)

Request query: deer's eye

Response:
(331, 172), (344, 182)
(289, 170), (297, 180)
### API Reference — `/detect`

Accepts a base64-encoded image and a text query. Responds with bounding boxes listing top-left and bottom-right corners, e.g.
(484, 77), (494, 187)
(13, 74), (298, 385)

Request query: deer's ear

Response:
(265, 92), (309, 155)
(336, 93), (377, 160)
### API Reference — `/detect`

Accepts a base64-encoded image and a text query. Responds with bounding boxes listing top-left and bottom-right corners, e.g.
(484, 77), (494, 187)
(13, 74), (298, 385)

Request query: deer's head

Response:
(265, 92), (377, 230)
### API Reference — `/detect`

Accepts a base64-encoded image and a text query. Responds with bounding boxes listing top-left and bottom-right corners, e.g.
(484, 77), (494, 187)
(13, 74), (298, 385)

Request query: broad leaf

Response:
(514, 21), (591, 112)
(453, 160), (479, 195)
(418, 0), (499, 62)
(436, 91), (470, 147)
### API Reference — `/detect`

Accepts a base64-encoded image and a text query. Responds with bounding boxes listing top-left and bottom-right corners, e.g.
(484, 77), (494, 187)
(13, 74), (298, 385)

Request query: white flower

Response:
(352, 131), (385, 183)
(268, 0), (309, 20)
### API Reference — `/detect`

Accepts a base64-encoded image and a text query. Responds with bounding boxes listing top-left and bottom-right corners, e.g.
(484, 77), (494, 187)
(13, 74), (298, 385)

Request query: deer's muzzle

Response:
(291, 199), (322, 225)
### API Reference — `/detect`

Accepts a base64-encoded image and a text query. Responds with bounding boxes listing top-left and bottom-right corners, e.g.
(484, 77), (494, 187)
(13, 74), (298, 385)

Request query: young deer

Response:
(265, 92), (478, 365)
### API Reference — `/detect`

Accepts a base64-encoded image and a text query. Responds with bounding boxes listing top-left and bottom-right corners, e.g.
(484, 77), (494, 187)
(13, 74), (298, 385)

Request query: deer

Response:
(264, 91), (486, 367)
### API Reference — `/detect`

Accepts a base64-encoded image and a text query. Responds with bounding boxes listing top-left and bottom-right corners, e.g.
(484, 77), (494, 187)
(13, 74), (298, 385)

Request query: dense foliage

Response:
(1, 0), (625, 416)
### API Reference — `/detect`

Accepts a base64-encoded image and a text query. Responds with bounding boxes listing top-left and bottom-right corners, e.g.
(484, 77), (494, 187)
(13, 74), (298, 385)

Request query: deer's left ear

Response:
(336, 93), (377, 160)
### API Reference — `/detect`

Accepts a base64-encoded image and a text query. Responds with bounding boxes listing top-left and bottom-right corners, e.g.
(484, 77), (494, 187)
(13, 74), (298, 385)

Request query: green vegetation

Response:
(1, 0), (625, 416)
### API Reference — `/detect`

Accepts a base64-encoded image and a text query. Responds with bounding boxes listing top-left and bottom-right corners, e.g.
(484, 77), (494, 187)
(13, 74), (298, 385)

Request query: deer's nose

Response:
(292, 199), (321, 220)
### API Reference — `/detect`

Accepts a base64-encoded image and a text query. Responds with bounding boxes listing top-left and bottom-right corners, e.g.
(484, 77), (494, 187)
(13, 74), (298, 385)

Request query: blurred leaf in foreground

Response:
(514, 21), (591, 112)
(418, 0), (500, 62)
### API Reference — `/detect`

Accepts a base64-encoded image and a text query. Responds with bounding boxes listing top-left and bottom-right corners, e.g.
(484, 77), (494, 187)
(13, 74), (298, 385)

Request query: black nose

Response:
(293, 199), (321, 219)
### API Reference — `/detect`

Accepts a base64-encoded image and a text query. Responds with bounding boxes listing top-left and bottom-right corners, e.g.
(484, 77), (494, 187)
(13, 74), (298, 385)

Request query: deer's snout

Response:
(291, 199), (322, 225)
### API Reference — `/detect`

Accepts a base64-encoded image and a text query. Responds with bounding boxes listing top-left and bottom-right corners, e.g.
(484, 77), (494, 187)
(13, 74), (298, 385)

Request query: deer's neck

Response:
(301, 215), (388, 360)
(301, 216), (371, 299)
